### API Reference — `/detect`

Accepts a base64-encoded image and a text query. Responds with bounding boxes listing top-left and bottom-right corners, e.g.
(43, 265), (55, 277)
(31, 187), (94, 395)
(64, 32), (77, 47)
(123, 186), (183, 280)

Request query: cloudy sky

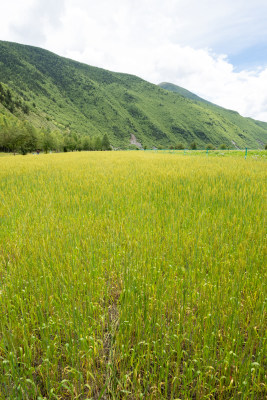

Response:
(1, 0), (267, 121)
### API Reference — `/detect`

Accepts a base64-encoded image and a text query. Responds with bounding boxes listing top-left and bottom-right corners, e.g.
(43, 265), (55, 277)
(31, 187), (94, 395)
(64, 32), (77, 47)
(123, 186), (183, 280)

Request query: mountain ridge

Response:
(159, 82), (215, 106)
(0, 40), (266, 149)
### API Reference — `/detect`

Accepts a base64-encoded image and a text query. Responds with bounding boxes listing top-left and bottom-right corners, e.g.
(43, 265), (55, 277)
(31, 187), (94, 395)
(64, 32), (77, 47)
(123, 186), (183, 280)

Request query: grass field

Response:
(0, 151), (266, 399)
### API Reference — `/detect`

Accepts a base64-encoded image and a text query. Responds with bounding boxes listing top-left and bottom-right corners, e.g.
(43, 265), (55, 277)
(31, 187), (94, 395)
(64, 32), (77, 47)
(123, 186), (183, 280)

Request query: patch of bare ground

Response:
(130, 133), (143, 149)
(231, 140), (240, 149)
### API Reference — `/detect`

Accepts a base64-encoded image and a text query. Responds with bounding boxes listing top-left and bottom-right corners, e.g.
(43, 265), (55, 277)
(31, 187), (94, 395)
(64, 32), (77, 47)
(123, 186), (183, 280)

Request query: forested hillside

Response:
(0, 40), (266, 151)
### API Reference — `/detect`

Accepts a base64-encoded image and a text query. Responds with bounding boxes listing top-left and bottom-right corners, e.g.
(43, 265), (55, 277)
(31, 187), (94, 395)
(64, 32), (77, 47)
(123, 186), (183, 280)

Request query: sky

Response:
(1, 0), (267, 122)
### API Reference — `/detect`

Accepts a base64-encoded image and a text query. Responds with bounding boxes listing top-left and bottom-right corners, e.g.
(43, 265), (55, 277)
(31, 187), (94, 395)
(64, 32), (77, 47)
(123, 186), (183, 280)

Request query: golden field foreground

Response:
(0, 151), (266, 400)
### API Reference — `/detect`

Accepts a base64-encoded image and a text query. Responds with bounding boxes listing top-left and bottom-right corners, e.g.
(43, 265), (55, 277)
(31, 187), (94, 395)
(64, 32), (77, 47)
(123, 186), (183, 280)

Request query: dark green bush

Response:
(190, 141), (197, 150)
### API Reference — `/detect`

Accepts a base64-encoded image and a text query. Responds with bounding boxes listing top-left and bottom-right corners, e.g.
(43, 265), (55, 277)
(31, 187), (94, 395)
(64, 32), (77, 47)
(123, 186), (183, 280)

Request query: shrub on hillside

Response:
(190, 141), (197, 150)
(206, 143), (215, 150)
(175, 142), (185, 150)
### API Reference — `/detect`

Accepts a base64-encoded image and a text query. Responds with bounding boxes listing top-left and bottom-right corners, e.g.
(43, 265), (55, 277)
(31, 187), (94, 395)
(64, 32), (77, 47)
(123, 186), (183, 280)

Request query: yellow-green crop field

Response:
(0, 151), (266, 400)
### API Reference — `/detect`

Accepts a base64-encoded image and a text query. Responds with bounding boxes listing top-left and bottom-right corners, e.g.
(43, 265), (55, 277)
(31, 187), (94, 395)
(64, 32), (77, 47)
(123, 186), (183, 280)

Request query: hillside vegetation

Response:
(0, 40), (266, 149)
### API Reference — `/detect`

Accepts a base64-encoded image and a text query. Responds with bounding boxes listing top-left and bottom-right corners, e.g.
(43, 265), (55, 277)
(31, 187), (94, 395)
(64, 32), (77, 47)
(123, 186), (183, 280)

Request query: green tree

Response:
(17, 123), (38, 155)
(206, 143), (215, 150)
(175, 142), (185, 150)
(94, 136), (102, 151)
(102, 134), (111, 150)
(82, 136), (92, 151)
(63, 134), (77, 152)
(0, 117), (13, 151)
(42, 131), (55, 153)
(190, 141), (197, 150)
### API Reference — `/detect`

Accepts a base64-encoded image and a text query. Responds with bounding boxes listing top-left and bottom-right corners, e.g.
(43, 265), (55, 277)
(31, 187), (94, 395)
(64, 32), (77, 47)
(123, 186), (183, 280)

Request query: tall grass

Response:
(0, 152), (266, 399)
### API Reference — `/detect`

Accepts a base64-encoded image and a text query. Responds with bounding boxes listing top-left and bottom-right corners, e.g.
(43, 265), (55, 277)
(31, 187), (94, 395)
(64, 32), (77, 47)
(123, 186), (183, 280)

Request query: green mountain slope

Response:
(0, 40), (266, 149)
(159, 82), (214, 105)
(159, 82), (267, 148)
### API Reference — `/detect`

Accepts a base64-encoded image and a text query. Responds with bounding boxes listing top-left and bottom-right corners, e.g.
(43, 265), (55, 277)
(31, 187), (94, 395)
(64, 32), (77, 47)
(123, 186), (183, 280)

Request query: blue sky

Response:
(229, 43), (267, 71)
(1, 0), (267, 121)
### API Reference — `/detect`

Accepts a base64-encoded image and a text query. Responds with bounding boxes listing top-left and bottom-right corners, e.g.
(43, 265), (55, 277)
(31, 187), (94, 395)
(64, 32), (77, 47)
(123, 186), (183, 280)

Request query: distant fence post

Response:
(206, 149), (208, 156)
(245, 148), (248, 159)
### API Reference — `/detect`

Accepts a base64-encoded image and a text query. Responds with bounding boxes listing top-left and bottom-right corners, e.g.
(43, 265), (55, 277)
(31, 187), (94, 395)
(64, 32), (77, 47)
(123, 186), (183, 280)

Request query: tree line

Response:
(0, 117), (112, 154)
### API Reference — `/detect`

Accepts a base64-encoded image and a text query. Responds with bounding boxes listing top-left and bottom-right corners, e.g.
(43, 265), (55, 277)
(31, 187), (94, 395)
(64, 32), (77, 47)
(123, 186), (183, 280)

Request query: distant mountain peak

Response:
(158, 82), (213, 105)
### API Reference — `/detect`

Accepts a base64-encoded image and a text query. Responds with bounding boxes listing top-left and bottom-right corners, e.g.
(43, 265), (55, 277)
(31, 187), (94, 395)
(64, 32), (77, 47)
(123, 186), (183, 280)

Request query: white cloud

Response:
(149, 45), (267, 122)
(9, 0), (65, 46)
(1, 0), (267, 121)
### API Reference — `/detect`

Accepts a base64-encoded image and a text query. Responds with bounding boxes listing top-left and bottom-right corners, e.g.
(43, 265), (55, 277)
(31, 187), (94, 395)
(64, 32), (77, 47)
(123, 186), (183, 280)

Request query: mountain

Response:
(159, 82), (267, 148)
(0, 40), (266, 149)
(159, 82), (214, 105)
